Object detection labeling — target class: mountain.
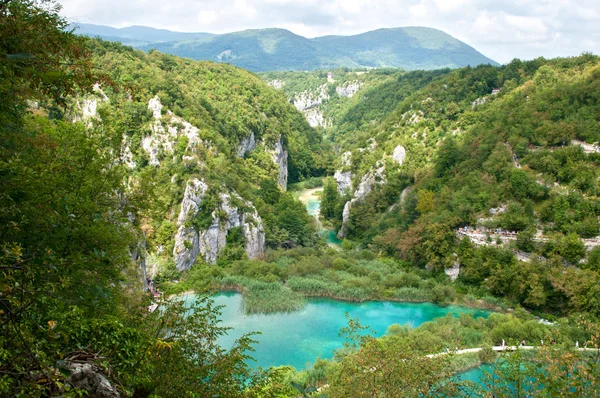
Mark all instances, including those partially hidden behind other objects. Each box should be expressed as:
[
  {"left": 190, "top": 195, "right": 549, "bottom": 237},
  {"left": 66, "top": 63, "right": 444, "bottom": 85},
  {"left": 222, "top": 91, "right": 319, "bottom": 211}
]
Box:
[
  {"left": 71, "top": 23, "right": 499, "bottom": 72},
  {"left": 69, "top": 22, "right": 214, "bottom": 46}
]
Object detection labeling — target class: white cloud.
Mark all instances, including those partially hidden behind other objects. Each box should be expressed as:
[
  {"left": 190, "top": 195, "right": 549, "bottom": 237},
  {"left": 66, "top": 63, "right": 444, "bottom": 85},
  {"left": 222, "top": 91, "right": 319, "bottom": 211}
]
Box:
[{"left": 60, "top": 0, "right": 600, "bottom": 64}]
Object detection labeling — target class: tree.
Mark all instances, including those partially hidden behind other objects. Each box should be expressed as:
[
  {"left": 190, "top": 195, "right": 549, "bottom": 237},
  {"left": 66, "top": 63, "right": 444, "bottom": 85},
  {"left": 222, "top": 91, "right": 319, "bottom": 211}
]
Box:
[
  {"left": 321, "top": 178, "right": 339, "bottom": 219},
  {"left": 416, "top": 189, "right": 435, "bottom": 214}
]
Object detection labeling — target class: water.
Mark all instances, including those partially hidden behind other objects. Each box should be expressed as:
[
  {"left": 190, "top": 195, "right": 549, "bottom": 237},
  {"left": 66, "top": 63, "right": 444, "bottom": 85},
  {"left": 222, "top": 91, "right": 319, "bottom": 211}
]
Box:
[
  {"left": 455, "top": 364, "right": 494, "bottom": 385},
  {"left": 298, "top": 188, "right": 341, "bottom": 247},
  {"left": 198, "top": 292, "right": 490, "bottom": 370}
]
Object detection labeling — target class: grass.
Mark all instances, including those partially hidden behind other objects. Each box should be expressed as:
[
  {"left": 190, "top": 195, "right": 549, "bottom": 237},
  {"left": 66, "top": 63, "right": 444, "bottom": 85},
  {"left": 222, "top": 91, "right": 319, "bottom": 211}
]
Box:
[{"left": 220, "top": 275, "right": 305, "bottom": 314}]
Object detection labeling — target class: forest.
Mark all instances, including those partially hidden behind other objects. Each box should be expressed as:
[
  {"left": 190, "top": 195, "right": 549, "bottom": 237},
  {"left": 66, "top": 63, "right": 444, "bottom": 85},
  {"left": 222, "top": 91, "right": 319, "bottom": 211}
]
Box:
[{"left": 1, "top": 1, "right": 600, "bottom": 397}]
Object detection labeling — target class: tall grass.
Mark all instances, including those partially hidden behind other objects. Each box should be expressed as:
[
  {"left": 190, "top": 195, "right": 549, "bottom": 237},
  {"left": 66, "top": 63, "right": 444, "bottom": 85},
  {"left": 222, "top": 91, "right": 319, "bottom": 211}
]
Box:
[{"left": 219, "top": 275, "right": 305, "bottom": 314}]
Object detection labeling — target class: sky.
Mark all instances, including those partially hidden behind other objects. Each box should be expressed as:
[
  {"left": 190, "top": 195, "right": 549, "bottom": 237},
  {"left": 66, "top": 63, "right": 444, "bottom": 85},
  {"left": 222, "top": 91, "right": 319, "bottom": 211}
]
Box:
[{"left": 60, "top": 0, "right": 600, "bottom": 64}]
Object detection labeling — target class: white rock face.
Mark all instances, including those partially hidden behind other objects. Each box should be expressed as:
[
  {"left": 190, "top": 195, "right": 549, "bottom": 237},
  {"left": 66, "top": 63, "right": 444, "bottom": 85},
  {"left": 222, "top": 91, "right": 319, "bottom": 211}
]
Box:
[
  {"left": 336, "top": 81, "right": 363, "bottom": 98},
  {"left": 269, "top": 136, "right": 288, "bottom": 190},
  {"left": 337, "top": 164, "right": 386, "bottom": 239},
  {"left": 392, "top": 145, "right": 407, "bottom": 165},
  {"left": 292, "top": 84, "right": 329, "bottom": 111},
  {"left": 148, "top": 95, "right": 163, "bottom": 119},
  {"left": 304, "top": 107, "right": 329, "bottom": 128},
  {"left": 341, "top": 151, "right": 352, "bottom": 167},
  {"left": 445, "top": 263, "right": 461, "bottom": 281},
  {"left": 173, "top": 179, "right": 265, "bottom": 269},
  {"left": 120, "top": 136, "right": 136, "bottom": 169},
  {"left": 75, "top": 83, "right": 110, "bottom": 121},
  {"left": 268, "top": 79, "right": 285, "bottom": 89},
  {"left": 471, "top": 97, "right": 487, "bottom": 108},
  {"left": 236, "top": 131, "right": 256, "bottom": 157},
  {"left": 142, "top": 96, "right": 201, "bottom": 166},
  {"left": 334, "top": 170, "right": 353, "bottom": 195}
]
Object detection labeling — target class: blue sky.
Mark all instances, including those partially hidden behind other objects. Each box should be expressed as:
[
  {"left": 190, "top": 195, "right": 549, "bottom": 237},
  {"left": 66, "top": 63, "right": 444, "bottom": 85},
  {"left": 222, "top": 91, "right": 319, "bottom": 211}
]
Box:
[{"left": 60, "top": 0, "right": 600, "bottom": 64}]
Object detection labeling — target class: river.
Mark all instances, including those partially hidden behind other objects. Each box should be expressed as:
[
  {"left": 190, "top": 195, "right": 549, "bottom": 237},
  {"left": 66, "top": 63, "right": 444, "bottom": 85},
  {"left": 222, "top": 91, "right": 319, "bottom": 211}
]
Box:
[
  {"left": 297, "top": 187, "right": 342, "bottom": 247},
  {"left": 191, "top": 292, "right": 489, "bottom": 370}
]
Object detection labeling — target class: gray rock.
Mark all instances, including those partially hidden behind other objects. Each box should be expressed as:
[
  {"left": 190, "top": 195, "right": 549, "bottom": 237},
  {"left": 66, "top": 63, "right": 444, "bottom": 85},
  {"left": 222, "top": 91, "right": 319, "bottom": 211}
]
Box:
[
  {"left": 67, "top": 362, "right": 119, "bottom": 398},
  {"left": 269, "top": 136, "right": 288, "bottom": 190},
  {"left": 334, "top": 170, "right": 353, "bottom": 195},
  {"left": 392, "top": 145, "right": 406, "bottom": 165},
  {"left": 337, "top": 164, "right": 386, "bottom": 239},
  {"left": 236, "top": 131, "right": 256, "bottom": 157},
  {"left": 335, "top": 81, "right": 363, "bottom": 98},
  {"left": 291, "top": 84, "right": 329, "bottom": 111},
  {"left": 173, "top": 180, "right": 265, "bottom": 269},
  {"left": 444, "top": 263, "right": 461, "bottom": 282}
]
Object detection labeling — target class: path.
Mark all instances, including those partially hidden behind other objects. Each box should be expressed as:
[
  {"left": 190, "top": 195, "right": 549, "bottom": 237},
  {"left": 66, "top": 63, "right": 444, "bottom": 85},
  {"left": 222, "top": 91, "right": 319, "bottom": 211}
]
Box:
[{"left": 426, "top": 345, "right": 599, "bottom": 358}]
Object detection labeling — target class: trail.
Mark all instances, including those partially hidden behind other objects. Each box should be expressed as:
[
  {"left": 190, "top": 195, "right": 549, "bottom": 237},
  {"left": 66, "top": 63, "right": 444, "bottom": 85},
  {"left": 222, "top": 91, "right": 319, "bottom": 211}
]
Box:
[{"left": 426, "top": 345, "right": 599, "bottom": 358}]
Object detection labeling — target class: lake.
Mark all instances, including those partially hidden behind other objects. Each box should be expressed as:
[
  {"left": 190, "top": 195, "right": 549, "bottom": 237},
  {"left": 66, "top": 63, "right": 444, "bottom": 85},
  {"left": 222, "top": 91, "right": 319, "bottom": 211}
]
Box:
[{"left": 191, "top": 292, "right": 490, "bottom": 370}]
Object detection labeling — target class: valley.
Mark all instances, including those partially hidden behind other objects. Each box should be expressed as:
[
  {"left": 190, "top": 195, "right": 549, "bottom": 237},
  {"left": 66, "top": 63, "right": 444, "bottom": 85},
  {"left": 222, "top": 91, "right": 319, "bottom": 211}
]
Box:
[{"left": 2, "top": 1, "right": 600, "bottom": 397}]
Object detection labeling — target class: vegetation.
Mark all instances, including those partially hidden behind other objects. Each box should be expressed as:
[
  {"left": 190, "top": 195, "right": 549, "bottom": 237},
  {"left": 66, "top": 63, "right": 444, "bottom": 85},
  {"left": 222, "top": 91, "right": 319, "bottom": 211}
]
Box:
[
  {"left": 3, "top": 0, "right": 600, "bottom": 396},
  {"left": 75, "top": 25, "right": 499, "bottom": 72}
]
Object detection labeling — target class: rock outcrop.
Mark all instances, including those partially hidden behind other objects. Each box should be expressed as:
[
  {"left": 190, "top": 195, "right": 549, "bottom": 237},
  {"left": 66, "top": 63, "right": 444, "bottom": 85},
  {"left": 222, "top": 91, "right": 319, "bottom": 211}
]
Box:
[
  {"left": 66, "top": 362, "right": 119, "bottom": 398},
  {"left": 269, "top": 136, "right": 288, "bottom": 190},
  {"left": 236, "top": 131, "right": 256, "bottom": 157},
  {"left": 337, "top": 163, "right": 386, "bottom": 239},
  {"left": 334, "top": 170, "right": 353, "bottom": 195},
  {"left": 392, "top": 145, "right": 406, "bottom": 165},
  {"left": 304, "top": 107, "right": 329, "bottom": 128},
  {"left": 291, "top": 84, "right": 329, "bottom": 111},
  {"left": 268, "top": 79, "right": 285, "bottom": 89},
  {"left": 142, "top": 96, "right": 201, "bottom": 166},
  {"left": 173, "top": 179, "right": 265, "bottom": 269},
  {"left": 444, "top": 262, "right": 461, "bottom": 281},
  {"left": 335, "top": 81, "right": 363, "bottom": 98},
  {"left": 74, "top": 83, "right": 109, "bottom": 122}
]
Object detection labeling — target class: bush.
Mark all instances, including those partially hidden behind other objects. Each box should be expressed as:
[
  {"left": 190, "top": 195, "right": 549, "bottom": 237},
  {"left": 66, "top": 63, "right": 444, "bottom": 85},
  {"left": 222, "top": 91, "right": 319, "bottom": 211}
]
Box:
[{"left": 478, "top": 346, "right": 497, "bottom": 363}]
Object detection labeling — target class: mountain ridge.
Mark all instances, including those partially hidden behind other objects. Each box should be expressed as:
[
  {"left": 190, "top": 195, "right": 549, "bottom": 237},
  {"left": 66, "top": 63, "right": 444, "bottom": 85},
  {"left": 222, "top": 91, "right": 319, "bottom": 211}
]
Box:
[{"left": 71, "top": 23, "right": 499, "bottom": 72}]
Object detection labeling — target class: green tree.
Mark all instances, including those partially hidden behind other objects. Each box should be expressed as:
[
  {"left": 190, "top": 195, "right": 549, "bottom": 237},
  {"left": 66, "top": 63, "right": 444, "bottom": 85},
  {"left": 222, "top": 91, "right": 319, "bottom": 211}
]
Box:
[{"left": 321, "top": 178, "right": 339, "bottom": 219}]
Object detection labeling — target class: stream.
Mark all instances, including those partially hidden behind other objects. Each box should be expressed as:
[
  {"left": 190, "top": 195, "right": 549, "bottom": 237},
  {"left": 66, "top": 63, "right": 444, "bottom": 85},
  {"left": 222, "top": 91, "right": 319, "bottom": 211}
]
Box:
[{"left": 297, "top": 187, "right": 342, "bottom": 247}]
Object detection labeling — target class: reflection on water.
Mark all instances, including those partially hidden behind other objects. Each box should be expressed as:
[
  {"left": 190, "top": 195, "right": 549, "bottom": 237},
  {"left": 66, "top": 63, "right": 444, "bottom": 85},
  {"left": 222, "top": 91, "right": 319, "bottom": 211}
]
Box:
[{"left": 191, "top": 292, "right": 490, "bottom": 370}]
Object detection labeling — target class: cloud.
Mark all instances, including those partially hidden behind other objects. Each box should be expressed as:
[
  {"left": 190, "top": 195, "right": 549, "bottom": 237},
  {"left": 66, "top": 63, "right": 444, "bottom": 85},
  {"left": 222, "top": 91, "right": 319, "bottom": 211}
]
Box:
[{"left": 60, "top": 0, "right": 600, "bottom": 63}]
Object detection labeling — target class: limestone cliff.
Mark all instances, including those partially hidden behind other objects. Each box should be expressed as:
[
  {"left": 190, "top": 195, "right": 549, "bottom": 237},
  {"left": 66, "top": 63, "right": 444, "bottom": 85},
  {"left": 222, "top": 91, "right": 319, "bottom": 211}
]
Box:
[
  {"left": 335, "top": 81, "right": 363, "bottom": 98},
  {"left": 236, "top": 131, "right": 256, "bottom": 157},
  {"left": 336, "top": 144, "right": 407, "bottom": 238},
  {"left": 142, "top": 96, "right": 202, "bottom": 166},
  {"left": 269, "top": 136, "right": 288, "bottom": 190},
  {"left": 173, "top": 179, "right": 265, "bottom": 270},
  {"left": 291, "top": 84, "right": 331, "bottom": 128}
]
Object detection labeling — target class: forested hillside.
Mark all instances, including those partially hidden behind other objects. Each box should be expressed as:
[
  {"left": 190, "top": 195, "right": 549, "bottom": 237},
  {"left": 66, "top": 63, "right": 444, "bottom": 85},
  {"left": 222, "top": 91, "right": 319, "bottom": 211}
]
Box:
[
  {"left": 309, "top": 55, "right": 600, "bottom": 315},
  {"left": 73, "top": 24, "right": 499, "bottom": 72}
]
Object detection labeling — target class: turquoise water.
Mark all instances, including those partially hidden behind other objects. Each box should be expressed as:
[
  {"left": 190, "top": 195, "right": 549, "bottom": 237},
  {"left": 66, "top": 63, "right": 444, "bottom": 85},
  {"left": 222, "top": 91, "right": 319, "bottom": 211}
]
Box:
[
  {"left": 455, "top": 364, "right": 494, "bottom": 385},
  {"left": 306, "top": 198, "right": 320, "bottom": 216},
  {"left": 201, "top": 292, "right": 489, "bottom": 370},
  {"left": 303, "top": 192, "right": 341, "bottom": 246},
  {"left": 323, "top": 229, "right": 342, "bottom": 245}
]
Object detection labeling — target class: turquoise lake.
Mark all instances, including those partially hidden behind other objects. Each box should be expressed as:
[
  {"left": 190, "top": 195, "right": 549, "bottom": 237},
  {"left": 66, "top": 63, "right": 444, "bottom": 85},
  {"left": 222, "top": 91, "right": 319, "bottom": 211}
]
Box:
[{"left": 195, "top": 292, "right": 490, "bottom": 370}]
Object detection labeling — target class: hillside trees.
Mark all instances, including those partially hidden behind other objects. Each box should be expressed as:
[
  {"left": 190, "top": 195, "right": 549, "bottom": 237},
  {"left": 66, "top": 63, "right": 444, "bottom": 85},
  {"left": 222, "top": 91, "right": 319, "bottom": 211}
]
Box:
[{"left": 0, "top": 1, "right": 266, "bottom": 395}]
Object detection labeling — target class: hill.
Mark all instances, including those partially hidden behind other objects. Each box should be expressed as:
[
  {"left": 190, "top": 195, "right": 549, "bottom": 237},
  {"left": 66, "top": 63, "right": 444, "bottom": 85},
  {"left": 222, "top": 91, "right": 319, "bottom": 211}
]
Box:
[
  {"left": 72, "top": 23, "right": 499, "bottom": 72},
  {"left": 69, "top": 22, "right": 214, "bottom": 46}
]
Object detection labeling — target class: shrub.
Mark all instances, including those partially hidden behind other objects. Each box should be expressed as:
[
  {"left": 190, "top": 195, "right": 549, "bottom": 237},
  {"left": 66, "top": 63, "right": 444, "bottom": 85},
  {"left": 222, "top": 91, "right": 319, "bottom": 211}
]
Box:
[{"left": 478, "top": 346, "right": 497, "bottom": 363}]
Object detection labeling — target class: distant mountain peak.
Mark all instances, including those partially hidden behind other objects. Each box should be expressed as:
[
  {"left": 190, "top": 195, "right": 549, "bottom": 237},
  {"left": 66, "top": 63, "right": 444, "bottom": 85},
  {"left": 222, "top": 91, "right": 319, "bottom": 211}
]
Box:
[{"left": 72, "top": 23, "right": 498, "bottom": 72}]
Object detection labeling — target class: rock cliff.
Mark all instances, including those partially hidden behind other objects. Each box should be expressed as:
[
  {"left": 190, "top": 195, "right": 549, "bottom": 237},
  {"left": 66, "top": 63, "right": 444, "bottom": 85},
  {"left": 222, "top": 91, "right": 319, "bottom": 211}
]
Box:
[
  {"left": 269, "top": 136, "right": 288, "bottom": 190},
  {"left": 173, "top": 179, "right": 265, "bottom": 270},
  {"left": 236, "top": 131, "right": 256, "bottom": 157},
  {"left": 335, "top": 81, "right": 363, "bottom": 98},
  {"left": 142, "top": 96, "right": 201, "bottom": 166}
]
